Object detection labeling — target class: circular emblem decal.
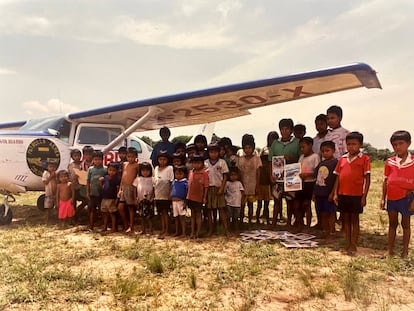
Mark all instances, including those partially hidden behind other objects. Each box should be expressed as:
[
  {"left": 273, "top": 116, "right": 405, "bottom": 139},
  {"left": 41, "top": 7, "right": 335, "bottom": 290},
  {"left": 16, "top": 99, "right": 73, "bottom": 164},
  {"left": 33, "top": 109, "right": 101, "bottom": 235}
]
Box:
[{"left": 26, "top": 138, "right": 61, "bottom": 176}]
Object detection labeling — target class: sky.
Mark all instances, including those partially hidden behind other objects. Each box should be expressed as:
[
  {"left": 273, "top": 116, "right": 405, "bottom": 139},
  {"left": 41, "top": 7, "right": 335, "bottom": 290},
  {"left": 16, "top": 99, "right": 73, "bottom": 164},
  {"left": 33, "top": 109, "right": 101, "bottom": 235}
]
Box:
[{"left": 0, "top": 0, "right": 413, "bottom": 149}]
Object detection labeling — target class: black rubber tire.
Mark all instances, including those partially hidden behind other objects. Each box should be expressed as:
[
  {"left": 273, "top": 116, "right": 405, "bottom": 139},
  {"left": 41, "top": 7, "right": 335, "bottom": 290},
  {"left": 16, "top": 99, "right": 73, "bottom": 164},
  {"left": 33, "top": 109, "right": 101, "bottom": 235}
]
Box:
[
  {"left": 0, "top": 204, "right": 13, "bottom": 225},
  {"left": 37, "top": 194, "right": 46, "bottom": 211}
]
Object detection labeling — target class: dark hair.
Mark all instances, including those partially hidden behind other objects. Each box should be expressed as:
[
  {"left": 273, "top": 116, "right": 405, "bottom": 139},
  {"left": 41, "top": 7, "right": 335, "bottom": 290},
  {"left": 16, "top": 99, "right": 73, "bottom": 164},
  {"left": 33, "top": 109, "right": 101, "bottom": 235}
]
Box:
[
  {"left": 346, "top": 131, "right": 364, "bottom": 144},
  {"left": 327, "top": 105, "right": 343, "bottom": 118},
  {"left": 159, "top": 126, "right": 171, "bottom": 136},
  {"left": 242, "top": 134, "right": 255, "bottom": 149},
  {"left": 278, "top": 118, "right": 294, "bottom": 130},
  {"left": 228, "top": 166, "right": 240, "bottom": 178},
  {"left": 57, "top": 169, "right": 69, "bottom": 179},
  {"left": 174, "top": 141, "right": 187, "bottom": 152},
  {"left": 172, "top": 152, "right": 186, "bottom": 166},
  {"left": 70, "top": 149, "right": 81, "bottom": 157},
  {"left": 107, "top": 162, "right": 119, "bottom": 170},
  {"left": 390, "top": 130, "right": 411, "bottom": 144},
  {"left": 299, "top": 136, "right": 313, "bottom": 145},
  {"left": 294, "top": 124, "right": 306, "bottom": 133},
  {"left": 47, "top": 159, "right": 58, "bottom": 166},
  {"left": 82, "top": 145, "right": 94, "bottom": 155},
  {"left": 194, "top": 134, "right": 207, "bottom": 146},
  {"left": 218, "top": 137, "right": 233, "bottom": 148},
  {"left": 139, "top": 162, "right": 153, "bottom": 176},
  {"left": 186, "top": 143, "right": 196, "bottom": 151},
  {"left": 190, "top": 154, "right": 204, "bottom": 162},
  {"left": 207, "top": 143, "right": 220, "bottom": 151},
  {"left": 118, "top": 146, "right": 127, "bottom": 153},
  {"left": 267, "top": 131, "right": 279, "bottom": 147},
  {"left": 315, "top": 114, "right": 327, "bottom": 122},
  {"left": 174, "top": 165, "right": 188, "bottom": 177},
  {"left": 92, "top": 151, "right": 104, "bottom": 159},
  {"left": 320, "top": 140, "right": 335, "bottom": 151},
  {"left": 127, "top": 147, "right": 138, "bottom": 156},
  {"left": 157, "top": 150, "right": 170, "bottom": 161}
]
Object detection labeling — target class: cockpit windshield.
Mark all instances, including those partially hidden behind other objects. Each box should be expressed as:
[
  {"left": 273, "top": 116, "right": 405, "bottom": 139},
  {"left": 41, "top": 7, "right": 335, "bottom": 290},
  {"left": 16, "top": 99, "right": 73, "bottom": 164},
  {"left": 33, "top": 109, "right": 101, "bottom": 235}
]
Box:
[{"left": 19, "top": 116, "right": 71, "bottom": 142}]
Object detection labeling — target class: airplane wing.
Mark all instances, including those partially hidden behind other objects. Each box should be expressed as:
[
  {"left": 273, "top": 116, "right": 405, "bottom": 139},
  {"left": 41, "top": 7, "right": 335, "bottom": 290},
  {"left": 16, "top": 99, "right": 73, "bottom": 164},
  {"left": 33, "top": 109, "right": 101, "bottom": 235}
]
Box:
[{"left": 67, "top": 62, "right": 381, "bottom": 131}]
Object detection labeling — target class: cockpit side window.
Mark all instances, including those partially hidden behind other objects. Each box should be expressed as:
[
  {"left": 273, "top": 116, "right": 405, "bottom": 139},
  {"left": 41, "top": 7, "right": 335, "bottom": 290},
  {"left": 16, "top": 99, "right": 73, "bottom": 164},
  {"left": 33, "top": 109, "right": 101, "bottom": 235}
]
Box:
[{"left": 77, "top": 126, "right": 122, "bottom": 146}]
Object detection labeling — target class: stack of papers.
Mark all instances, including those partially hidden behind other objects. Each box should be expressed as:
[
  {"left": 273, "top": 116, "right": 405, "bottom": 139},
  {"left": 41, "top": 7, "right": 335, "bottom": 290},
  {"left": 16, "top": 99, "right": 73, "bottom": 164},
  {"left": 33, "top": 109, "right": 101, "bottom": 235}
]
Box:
[{"left": 239, "top": 230, "right": 318, "bottom": 248}]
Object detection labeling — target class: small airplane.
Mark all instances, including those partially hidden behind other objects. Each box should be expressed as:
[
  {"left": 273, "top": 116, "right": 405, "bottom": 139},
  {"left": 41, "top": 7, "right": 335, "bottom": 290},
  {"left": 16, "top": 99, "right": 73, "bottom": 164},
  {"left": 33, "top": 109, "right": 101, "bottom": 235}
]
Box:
[{"left": 0, "top": 62, "right": 381, "bottom": 224}]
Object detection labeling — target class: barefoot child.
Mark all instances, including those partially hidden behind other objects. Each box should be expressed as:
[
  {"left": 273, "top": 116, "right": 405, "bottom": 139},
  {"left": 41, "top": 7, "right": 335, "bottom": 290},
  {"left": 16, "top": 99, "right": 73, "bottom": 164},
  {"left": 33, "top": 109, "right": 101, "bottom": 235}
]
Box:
[
  {"left": 86, "top": 151, "right": 106, "bottom": 231},
  {"left": 187, "top": 155, "right": 209, "bottom": 238},
  {"left": 118, "top": 147, "right": 139, "bottom": 233},
  {"left": 333, "top": 132, "right": 371, "bottom": 255},
  {"left": 296, "top": 137, "right": 320, "bottom": 232},
  {"left": 205, "top": 143, "right": 229, "bottom": 236},
  {"left": 225, "top": 166, "right": 245, "bottom": 233},
  {"left": 171, "top": 165, "right": 188, "bottom": 237},
  {"left": 134, "top": 162, "right": 155, "bottom": 235},
  {"left": 236, "top": 134, "right": 262, "bottom": 226},
  {"left": 42, "top": 160, "right": 58, "bottom": 224},
  {"left": 100, "top": 163, "right": 121, "bottom": 233},
  {"left": 153, "top": 150, "right": 174, "bottom": 239},
  {"left": 257, "top": 131, "right": 278, "bottom": 225},
  {"left": 67, "top": 149, "right": 86, "bottom": 216},
  {"left": 380, "top": 130, "right": 414, "bottom": 258},
  {"left": 56, "top": 170, "right": 75, "bottom": 227},
  {"left": 313, "top": 141, "right": 338, "bottom": 238}
]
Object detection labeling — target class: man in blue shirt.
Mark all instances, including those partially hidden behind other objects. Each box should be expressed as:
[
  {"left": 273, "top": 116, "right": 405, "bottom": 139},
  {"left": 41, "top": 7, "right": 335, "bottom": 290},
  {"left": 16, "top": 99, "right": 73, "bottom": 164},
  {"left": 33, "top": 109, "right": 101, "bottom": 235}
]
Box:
[{"left": 150, "top": 127, "right": 176, "bottom": 167}]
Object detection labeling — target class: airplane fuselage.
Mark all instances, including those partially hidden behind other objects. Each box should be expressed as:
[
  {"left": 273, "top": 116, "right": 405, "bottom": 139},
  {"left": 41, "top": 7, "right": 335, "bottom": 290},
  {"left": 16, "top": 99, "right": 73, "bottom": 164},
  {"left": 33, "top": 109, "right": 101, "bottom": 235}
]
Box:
[{"left": 0, "top": 116, "right": 152, "bottom": 194}]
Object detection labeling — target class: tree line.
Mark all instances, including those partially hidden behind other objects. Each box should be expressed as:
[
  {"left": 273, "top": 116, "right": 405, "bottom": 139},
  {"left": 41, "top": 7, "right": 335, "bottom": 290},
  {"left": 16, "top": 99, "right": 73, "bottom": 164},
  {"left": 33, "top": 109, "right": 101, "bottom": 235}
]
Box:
[{"left": 140, "top": 135, "right": 410, "bottom": 162}]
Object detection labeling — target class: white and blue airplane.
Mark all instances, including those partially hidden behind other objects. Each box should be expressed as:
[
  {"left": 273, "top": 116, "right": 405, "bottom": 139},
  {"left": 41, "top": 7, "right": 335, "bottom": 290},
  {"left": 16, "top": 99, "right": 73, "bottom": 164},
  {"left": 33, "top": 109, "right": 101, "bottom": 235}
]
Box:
[{"left": 0, "top": 63, "right": 381, "bottom": 224}]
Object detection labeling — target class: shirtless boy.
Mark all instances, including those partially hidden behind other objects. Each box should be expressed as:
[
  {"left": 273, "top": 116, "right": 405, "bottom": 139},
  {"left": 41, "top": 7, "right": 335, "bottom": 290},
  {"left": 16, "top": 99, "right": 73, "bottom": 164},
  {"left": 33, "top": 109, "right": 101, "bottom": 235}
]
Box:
[{"left": 118, "top": 147, "right": 139, "bottom": 232}]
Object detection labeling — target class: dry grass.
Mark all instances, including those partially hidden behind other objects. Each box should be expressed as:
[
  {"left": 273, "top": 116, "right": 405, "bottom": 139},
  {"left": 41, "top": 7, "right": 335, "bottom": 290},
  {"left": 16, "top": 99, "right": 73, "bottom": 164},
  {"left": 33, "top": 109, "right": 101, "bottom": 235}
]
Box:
[{"left": 1, "top": 164, "right": 414, "bottom": 310}]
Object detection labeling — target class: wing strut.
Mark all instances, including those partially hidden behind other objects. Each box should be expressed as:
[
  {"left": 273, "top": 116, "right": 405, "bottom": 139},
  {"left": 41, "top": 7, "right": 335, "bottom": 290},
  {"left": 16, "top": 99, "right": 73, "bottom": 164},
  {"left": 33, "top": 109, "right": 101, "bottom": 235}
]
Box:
[{"left": 102, "top": 106, "right": 162, "bottom": 153}]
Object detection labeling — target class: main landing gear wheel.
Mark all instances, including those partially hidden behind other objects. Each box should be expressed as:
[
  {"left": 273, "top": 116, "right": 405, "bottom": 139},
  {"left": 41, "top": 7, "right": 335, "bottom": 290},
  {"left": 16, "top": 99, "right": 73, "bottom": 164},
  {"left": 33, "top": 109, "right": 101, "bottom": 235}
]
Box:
[{"left": 37, "top": 194, "right": 45, "bottom": 211}]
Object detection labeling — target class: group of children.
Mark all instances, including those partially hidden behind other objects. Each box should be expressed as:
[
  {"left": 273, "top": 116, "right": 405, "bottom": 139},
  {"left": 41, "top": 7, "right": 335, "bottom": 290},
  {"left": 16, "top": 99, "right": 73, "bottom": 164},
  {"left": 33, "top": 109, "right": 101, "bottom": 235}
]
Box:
[{"left": 42, "top": 106, "right": 414, "bottom": 257}]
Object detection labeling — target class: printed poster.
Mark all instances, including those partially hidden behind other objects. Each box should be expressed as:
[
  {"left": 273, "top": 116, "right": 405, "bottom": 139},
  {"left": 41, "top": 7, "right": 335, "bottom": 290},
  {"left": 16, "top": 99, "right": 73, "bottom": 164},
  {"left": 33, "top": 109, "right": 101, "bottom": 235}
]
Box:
[
  {"left": 271, "top": 156, "right": 285, "bottom": 182},
  {"left": 284, "top": 163, "right": 302, "bottom": 191},
  {"left": 73, "top": 168, "right": 87, "bottom": 185}
]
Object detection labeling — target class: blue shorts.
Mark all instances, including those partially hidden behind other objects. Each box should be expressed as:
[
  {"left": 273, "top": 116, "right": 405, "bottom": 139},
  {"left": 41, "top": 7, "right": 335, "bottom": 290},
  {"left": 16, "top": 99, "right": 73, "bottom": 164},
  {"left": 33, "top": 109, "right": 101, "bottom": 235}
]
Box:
[
  {"left": 387, "top": 197, "right": 414, "bottom": 217},
  {"left": 315, "top": 196, "right": 336, "bottom": 213}
]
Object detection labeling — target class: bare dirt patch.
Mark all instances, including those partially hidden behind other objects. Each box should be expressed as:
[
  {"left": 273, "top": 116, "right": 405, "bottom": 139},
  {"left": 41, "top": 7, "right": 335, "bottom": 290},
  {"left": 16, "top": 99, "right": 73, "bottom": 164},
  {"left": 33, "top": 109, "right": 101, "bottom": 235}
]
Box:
[{"left": 1, "top": 166, "right": 414, "bottom": 310}]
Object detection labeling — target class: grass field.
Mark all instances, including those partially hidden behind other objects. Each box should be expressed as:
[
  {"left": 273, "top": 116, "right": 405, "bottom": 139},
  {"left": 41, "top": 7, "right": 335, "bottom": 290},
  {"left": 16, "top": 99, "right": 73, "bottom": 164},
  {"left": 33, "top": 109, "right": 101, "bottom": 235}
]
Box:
[{"left": 1, "top": 163, "right": 414, "bottom": 310}]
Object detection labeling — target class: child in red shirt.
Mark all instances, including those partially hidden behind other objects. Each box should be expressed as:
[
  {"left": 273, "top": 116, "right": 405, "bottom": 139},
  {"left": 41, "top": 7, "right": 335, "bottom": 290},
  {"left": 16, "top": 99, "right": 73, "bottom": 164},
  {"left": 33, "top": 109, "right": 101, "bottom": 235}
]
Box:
[
  {"left": 187, "top": 155, "right": 208, "bottom": 239},
  {"left": 333, "top": 132, "right": 371, "bottom": 255},
  {"left": 380, "top": 130, "right": 414, "bottom": 258}
]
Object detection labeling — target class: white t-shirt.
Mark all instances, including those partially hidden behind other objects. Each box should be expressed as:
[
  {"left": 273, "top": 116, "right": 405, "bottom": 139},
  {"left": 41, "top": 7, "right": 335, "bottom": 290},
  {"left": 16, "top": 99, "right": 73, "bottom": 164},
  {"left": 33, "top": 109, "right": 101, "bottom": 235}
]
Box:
[
  {"left": 325, "top": 126, "right": 350, "bottom": 159},
  {"left": 298, "top": 153, "right": 320, "bottom": 182},
  {"left": 225, "top": 180, "right": 244, "bottom": 207},
  {"left": 133, "top": 176, "right": 154, "bottom": 201},
  {"left": 42, "top": 171, "right": 55, "bottom": 196},
  {"left": 153, "top": 165, "right": 174, "bottom": 200},
  {"left": 205, "top": 158, "right": 229, "bottom": 187}
]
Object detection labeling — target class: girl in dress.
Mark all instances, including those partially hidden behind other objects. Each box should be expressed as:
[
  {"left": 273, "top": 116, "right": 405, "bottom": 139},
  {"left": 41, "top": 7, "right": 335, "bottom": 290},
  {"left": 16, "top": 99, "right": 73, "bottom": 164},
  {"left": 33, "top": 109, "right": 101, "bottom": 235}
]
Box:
[{"left": 134, "top": 162, "right": 155, "bottom": 235}]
